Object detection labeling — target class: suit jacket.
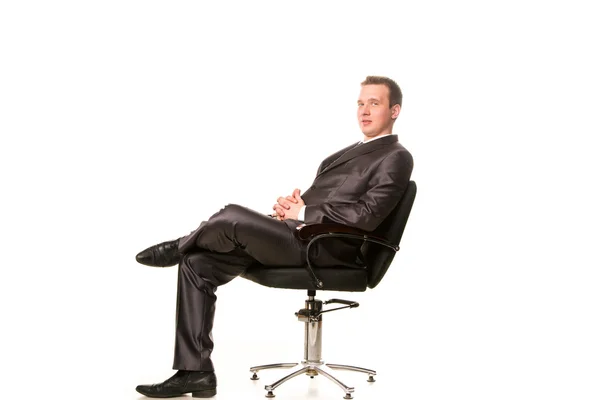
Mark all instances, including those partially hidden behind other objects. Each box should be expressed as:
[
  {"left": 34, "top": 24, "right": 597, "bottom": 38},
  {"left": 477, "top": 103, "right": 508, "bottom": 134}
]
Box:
[{"left": 302, "top": 134, "right": 413, "bottom": 232}]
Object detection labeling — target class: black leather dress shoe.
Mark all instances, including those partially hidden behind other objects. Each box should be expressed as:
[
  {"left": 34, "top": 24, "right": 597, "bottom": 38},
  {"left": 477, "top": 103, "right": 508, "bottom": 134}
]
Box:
[
  {"left": 136, "top": 370, "right": 217, "bottom": 398},
  {"left": 136, "top": 239, "right": 181, "bottom": 267}
]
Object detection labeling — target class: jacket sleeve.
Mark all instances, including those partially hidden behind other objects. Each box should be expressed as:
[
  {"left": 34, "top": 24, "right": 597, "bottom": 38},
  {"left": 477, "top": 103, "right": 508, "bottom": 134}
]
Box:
[{"left": 303, "top": 151, "right": 413, "bottom": 232}]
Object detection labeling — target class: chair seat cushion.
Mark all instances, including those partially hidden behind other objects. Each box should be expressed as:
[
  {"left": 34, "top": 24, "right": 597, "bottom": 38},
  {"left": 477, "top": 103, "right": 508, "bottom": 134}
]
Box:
[{"left": 242, "top": 266, "right": 368, "bottom": 292}]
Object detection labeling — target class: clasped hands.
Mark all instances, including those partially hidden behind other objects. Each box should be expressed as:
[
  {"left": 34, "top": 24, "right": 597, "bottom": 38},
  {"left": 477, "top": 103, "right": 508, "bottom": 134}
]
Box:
[{"left": 272, "top": 188, "right": 305, "bottom": 221}]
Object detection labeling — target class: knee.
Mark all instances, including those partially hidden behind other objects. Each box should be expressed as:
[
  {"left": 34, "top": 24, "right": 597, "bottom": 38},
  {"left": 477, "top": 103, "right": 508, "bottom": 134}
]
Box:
[
  {"left": 179, "top": 253, "right": 194, "bottom": 280},
  {"left": 220, "top": 203, "right": 246, "bottom": 217},
  {"left": 200, "top": 204, "right": 259, "bottom": 249},
  {"left": 209, "top": 204, "right": 247, "bottom": 227},
  {"left": 179, "top": 253, "right": 217, "bottom": 293},
  {"left": 180, "top": 253, "right": 196, "bottom": 272}
]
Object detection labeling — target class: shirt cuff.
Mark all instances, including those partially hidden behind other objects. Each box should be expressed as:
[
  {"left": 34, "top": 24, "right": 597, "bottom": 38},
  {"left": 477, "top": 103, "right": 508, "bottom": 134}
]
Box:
[{"left": 298, "top": 206, "right": 306, "bottom": 222}]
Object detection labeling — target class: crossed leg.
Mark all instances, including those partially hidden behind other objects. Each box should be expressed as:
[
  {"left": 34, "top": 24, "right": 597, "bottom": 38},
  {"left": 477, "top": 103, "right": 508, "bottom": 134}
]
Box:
[{"left": 172, "top": 204, "right": 306, "bottom": 371}]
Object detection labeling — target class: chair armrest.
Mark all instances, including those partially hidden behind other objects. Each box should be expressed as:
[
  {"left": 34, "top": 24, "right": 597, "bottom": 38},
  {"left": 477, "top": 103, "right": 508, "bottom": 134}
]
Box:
[
  {"left": 296, "top": 223, "right": 399, "bottom": 289},
  {"left": 295, "top": 223, "right": 385, "bottom": 241}
]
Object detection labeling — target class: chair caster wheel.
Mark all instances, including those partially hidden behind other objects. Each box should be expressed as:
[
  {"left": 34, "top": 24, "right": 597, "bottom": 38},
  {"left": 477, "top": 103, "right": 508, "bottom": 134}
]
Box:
[
  {"left": 266, "top": 390, "right": 275, "bottom": 398},
  {"left": 343, "top": 393, "right": 353, "bottom": 399},
  {"left": 367, "top": 374, "right": 375, "bottom": 382},
  {"left": 251, "top": 373, "right": 259, "bottom": 380},
  {"left": 310, "top": 376, "right": 314, "bottom": 379}
]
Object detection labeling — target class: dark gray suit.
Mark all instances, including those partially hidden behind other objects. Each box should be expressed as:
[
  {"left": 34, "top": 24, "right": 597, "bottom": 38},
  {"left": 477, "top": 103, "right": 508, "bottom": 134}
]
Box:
[{"left": 172, "top": 134, "right": 413, "bottom": 371}]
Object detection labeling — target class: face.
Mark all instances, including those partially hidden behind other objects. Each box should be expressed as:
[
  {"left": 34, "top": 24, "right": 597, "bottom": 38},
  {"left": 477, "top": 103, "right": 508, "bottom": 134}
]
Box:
[{"left": 357, "top": 84, "right": 400, "bottom": 139}]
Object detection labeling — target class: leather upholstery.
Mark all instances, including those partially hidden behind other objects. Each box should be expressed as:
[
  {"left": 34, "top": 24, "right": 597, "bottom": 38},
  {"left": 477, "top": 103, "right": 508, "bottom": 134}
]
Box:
[
  {"left": 242, "top": 266, "right": 368, "bottom": 292},
  {"left": 365, "top": 180, "right": 417, "bottom": 288}
]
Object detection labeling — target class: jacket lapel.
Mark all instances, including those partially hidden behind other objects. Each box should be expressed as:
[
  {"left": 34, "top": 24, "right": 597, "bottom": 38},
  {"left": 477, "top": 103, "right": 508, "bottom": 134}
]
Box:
[{"left": 317, "top": 135, "right": 398, "bottom": 177}]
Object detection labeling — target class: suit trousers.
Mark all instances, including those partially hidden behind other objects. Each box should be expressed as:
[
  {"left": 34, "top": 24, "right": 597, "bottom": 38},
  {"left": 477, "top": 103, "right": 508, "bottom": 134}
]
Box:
[{"left": 172, "top": 204, "right": 306, "bottom": 371}]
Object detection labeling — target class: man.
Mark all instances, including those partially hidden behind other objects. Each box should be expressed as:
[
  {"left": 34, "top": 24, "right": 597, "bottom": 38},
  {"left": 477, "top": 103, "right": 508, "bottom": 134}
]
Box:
[{"left": 135, "top": 76, "right": 413, "bottom": 398}]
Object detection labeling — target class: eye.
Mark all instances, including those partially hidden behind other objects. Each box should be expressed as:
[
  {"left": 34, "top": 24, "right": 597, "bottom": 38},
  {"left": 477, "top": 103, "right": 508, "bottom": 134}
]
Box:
[{"left": 371, "top": 102, "right": 379, "bottom": 106}]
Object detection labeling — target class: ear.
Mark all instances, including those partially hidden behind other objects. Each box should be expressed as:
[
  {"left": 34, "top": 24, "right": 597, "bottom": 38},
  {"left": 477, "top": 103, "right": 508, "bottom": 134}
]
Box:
[{"left": 391, "top": 104, "right": 401, "bottom": 120}]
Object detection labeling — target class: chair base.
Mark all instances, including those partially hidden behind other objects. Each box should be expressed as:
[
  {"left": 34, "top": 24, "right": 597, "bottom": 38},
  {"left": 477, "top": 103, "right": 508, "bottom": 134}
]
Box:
[
  {"left": 250, "top": 360, "right": 376, "bottom": 399},
  {"left": 249, "top": 291, "right": 376, "bottom": 398}
]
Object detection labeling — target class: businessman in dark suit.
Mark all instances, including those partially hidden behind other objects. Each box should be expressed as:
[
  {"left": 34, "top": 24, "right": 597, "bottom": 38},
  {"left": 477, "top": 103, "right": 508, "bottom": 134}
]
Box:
[{"left": 134, "top": 76, "right": 413, "bottom": 398}]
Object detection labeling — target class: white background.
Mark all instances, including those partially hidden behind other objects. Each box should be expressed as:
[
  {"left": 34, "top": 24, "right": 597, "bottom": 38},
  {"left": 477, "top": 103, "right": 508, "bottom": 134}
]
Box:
[{"left": 1, "top": 1, "right": 599, "bottom": 399}]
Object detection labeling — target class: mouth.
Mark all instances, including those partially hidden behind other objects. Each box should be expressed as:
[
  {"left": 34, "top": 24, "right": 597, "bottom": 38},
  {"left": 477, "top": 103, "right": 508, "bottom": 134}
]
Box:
[{"left": 361, "top": 120, "right": 372, "bottom": 125}]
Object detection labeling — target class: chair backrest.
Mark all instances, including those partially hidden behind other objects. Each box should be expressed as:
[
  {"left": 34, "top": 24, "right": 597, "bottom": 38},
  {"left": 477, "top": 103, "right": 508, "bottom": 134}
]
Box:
[{"left": 361, "top": 180, "right": 417, "bottom": 288}]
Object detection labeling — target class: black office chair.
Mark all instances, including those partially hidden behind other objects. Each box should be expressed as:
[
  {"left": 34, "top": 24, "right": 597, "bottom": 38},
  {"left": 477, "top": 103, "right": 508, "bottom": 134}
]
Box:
[{"left": 242, "top": 181, "right": 417, "bottom": 399}]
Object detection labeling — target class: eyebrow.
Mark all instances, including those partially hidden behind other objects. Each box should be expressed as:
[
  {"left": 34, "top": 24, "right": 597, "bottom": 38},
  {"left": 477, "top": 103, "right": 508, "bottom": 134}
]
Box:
[{"left": 357, "top": 97, "right": 382, "bottom": 103}]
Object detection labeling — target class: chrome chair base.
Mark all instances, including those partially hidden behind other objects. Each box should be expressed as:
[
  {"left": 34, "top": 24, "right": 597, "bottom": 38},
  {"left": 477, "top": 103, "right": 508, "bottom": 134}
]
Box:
[
  {"left": 249, "top": 292, "right": 376, "bottom": 398},
  {"left": 250, "top": 360, "right": 376, "bottom": 399}
]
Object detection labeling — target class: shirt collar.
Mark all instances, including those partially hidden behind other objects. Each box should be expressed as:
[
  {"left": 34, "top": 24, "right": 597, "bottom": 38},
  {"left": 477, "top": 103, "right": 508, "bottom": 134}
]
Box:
[{"left": 361, "top": 133, "right": 392, "bottom": 144}]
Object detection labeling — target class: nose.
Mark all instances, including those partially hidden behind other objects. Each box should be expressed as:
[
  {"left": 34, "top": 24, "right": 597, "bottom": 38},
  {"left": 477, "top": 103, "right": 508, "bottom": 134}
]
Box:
[{"left": 361, "top": 104, "right": 370, "bottom": 115}]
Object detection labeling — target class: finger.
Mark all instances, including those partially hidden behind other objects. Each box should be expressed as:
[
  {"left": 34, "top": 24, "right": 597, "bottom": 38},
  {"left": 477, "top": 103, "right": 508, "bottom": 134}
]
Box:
[
  {"left": 273, "top": 205, "right": 285, "bottom": 217},
  {"left": 286, "top": 195, "right": 297, "bottom": 204},
  {"left": 277, "top": 197, "right": 291, "bottom": 209},
  {"left": 293, "top": 189, "right": 302, "bottom": 201}
]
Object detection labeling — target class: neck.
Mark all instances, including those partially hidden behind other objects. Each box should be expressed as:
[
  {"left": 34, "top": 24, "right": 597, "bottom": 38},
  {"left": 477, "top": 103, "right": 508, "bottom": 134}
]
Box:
[{"left": 363, "top": 133, "right": 392, "bottom": 143}]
